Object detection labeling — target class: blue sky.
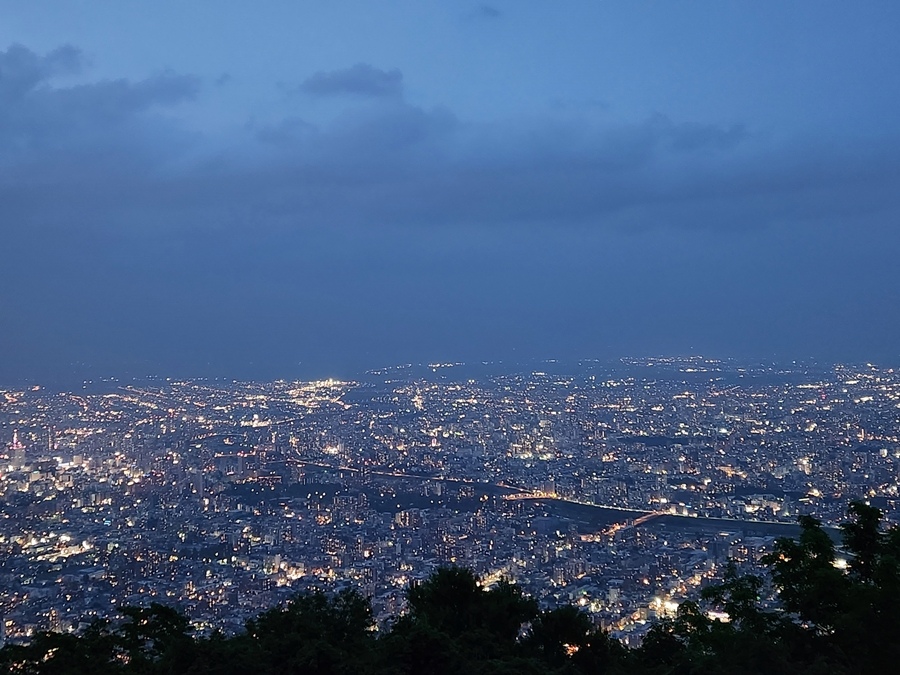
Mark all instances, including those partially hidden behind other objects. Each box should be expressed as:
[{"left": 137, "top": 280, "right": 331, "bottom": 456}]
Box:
[{"left": 1, "top": 1, "right": 899, "bottom": 383}]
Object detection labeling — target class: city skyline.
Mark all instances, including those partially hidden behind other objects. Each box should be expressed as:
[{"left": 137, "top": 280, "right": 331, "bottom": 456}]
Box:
[
  {"left": 2, "top": 355, "right": 896, "bottom": 640},
  {"left": 2, "top": 1, "right": 900, "bottom": 383},
  {"left": 3, "top": 5, "right": 900, "bottom": 663}
]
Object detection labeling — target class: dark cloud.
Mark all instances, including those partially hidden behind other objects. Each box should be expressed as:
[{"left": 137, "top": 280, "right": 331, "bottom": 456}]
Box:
[
  {"left": 3, "top": 50, "right": 897, "bottom": 241},
  {"left": 3, "top": 44, "right": 900, "bottom": 380},
  {"left": 0, "top": 44, "right": 199, "bottom": 172},
  {"left": 3, "top": 44, "right": 898, "bottom": 246},
  {"left": 299, "top": 63, "right": 403, "bottom": 98},
  {"left": 231, "top": 107, "right": 896, "bottom": 239},
  {"left": 0, "top": 43, "right": 82, "bottom": 97},
  {"left": 475, "top": 5, "right": 501, "bottom": 19}
]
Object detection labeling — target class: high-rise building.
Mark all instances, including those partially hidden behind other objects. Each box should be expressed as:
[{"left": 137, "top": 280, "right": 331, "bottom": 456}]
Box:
[{"left": 8, "top": 429, "right": 26, "bottom": 469}]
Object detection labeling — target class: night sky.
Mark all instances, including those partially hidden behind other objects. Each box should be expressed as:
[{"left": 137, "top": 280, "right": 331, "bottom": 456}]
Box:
[{"left": 2, "top": 1, "right": 899, "bottom": 383}]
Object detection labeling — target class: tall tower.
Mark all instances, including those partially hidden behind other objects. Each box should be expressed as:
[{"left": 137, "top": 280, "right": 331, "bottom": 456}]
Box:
[
  {"left": 10, "top": 429, "right": 23, "bottom": 451},
  {"left": 9, "top": 430, "right": 26, "bottom": 469}
]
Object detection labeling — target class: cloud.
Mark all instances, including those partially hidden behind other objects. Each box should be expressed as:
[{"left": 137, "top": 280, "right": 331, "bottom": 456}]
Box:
[
  {"left": 473, "top": 5, "right": 501, "bottom": 19},
  {"left": 241, "top": 107, "right": 888, "bottom": 235},
  {"left": 2, "top": 45, "right": 899, "bottom": 247},
  {"left": 299, "top": 63, "right": 403, "bottom": 98},
  {"left": 0, "top": 43, "right": 82, "bottom": 97},
  {"left": 0, "top": 44, "right": 199, "bottom": 171},
  {"left": 3, "top": 45, "right": 900, "bottom": 379}
]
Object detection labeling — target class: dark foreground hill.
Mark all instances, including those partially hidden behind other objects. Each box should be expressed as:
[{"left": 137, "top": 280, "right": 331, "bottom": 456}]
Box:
[{"left": 3, "top": 502, "right": 899, "bottom": 675}]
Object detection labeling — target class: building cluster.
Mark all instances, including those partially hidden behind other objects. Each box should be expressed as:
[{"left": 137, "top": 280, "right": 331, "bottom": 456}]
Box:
[{"left": 1, "top": 357, "right": 896, "bottom": 644}]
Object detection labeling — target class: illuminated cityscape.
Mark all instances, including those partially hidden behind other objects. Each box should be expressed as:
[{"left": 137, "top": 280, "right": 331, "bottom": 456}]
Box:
[
  {"left": 2, "top": 3, "right": 899, "bottom": 672},
  {"left": 2, "top": 356, "right": 896, "bottom": 645}
]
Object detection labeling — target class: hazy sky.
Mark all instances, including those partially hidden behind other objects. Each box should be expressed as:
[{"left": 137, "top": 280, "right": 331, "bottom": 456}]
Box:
[{"left": 2, "top": 1, "right": 899, "bottom": 383}]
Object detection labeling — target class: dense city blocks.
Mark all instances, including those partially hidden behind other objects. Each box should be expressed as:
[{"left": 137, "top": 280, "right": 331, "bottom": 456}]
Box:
[{"left": 1, "top": 357, "right": 897, "bottom": 644}]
